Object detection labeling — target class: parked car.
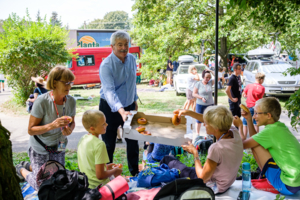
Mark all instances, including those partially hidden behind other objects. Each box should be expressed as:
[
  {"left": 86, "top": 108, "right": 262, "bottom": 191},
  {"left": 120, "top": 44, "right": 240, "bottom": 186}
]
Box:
[
  {"left": 173, "top": 55, "right": 213, "bottom": 96},
  {"left": 243, "top": 49, "right": 300, "bottom": 96}
]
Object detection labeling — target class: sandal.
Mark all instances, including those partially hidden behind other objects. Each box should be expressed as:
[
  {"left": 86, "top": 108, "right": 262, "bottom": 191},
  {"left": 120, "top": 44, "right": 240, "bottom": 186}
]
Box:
[
  {"left": 20, "top": 161, "right": 31, "bottom": 171},
  {"left": 15, "top": 164, "right": 25, "bottom": 182}
]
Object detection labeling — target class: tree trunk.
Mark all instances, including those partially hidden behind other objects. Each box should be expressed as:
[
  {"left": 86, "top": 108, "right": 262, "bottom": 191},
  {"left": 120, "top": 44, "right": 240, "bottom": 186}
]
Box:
[
  {"left": 0, "top": 121, "right": 23, "bottom": 200},
  {"left": 218, "top": 6, "right": 228, "bottom": 69}
]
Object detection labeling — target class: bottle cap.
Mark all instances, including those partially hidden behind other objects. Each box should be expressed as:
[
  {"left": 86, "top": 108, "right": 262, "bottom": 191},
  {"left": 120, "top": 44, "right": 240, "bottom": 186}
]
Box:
[{"left": 242, "top": 162, "right": 250, "bottom": 170}]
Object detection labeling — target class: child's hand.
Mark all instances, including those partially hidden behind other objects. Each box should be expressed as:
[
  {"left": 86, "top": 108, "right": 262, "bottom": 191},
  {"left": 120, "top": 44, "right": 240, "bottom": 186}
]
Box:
[
  {"left": 233, "top": 116, "right": 243, "bottom": 127},
  {"left": 106, "top": 163, "right": 115, "bottom": 170},
  {"left": 114, "top": 168, "right": 123, "bottom": 177}
]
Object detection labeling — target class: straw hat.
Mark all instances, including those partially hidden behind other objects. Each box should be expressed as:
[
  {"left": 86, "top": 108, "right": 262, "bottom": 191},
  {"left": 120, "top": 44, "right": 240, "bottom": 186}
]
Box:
[{"left": 31, "top": 76, "right": 46, "bottom": 86}]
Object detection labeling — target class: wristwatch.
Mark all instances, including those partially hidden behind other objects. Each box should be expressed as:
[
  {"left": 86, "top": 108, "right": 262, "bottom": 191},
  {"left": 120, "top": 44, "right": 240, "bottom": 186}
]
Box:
[{"left": 194, "top": 156, "right": 200, "bottom": 162}]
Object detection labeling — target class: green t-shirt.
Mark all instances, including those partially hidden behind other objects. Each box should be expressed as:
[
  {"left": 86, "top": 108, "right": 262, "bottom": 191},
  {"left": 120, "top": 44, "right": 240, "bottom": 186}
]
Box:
[
  {"left": 252, "top": 121, "right": 300, "bottom": 187},
  {"left": 77, "top": 134, "right": 110, "bottom": 189}
]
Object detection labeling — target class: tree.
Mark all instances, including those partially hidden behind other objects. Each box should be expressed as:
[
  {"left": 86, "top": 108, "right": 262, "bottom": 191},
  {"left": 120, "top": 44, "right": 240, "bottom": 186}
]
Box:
[
  {"left": 131, "top": 0, "right": 269, "bottom": 79},
  {"left": 79, "top": 11, "right": 130, "bottom": 29},
  {"left": 0, "top": 121, "right": 22, "bottom": 200},
  {"left": 0, "top": 12, "right": 74, "bottom": 104},
  {"left": 230, "top": 0, "right": 300, "bottom": 32},
  {"left": 36, "top": 10, "right": 41, "bottom": 22},
  {"left": 51, "top": 11, "right": 62, "bottom": 27}
]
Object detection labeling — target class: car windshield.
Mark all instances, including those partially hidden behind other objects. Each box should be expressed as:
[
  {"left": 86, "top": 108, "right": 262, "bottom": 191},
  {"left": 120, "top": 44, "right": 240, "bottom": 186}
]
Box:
[
  {"left": 262, "top": 64, "right": 291, "bottom": 73},
  {"left": 178, "top": 65, "right": 206, "bottom": 74}
]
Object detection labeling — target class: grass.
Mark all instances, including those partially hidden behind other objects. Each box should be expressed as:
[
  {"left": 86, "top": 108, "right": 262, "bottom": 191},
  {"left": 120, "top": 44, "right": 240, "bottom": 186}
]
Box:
[
  {"left": 0, "top": 83, "right": 290, "bottom": 116},
  {"left": 13, "top": 147, "right": 258, "bottom": 177}
]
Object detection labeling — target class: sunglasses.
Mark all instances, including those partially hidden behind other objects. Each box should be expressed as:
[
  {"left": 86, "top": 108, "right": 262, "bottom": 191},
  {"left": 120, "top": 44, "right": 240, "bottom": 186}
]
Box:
[{"left": 58, "top": 80, "right": 74, "bottom": 86}]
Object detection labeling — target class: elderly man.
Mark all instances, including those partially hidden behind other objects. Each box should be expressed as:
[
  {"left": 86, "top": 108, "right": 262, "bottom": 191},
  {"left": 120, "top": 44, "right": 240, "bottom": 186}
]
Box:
[{"left": 99, "top": 31, "right": 139, "bottom": 176}]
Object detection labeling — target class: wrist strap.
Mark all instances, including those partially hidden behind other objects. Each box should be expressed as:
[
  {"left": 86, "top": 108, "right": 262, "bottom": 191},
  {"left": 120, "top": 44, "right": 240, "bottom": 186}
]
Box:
[{"left": 194, "top": 156, "right": 200, "bottom": 162}]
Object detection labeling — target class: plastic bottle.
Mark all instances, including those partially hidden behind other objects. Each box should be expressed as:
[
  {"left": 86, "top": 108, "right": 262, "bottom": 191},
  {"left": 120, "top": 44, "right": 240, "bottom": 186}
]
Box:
[{"left": 242, "top": 162, "right": 251, "bottom": 193}]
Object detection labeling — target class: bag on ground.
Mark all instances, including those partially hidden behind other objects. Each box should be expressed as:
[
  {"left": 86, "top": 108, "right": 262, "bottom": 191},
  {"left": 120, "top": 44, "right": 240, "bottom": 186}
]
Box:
[{"left": 154, "top": 178, "right": 215, "bottom": 200}]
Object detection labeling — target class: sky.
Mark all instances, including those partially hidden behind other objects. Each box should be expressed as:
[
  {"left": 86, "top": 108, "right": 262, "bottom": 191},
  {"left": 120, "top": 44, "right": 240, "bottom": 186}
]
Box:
[{"left": 0, "top": 0, "right": 135, "bottom": 29}]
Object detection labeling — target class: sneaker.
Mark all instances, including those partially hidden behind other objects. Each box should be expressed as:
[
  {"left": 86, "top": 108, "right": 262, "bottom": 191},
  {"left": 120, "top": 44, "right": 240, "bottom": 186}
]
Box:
[
  {"left": 20, "top": 161, "right": 31, "bottom": 171},
  {"left": 15, "top": 164, "right": 25, "bottom": 182},
  {"left": 116, "top": 138, "right": 123, "bottom": 143}
]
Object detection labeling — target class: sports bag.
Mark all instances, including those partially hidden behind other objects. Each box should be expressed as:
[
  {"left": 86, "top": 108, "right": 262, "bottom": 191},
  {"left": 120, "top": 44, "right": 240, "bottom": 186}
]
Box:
[
  {"left": 193, "top": 136, "right": 213, "bottom": 154},
  {"left": 154, "top": 178, "right": 215, "bottom": 200}
]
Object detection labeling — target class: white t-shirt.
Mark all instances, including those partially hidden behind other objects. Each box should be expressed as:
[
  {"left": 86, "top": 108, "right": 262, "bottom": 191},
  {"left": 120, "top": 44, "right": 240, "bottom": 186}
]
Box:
[
  {"left": 187, "top": 74, "right": 198, "bottom": 91},
  {"left": 218, "top": 72, "right": 222, "bottom": 79},
  {"left": 0, "top": 74, "right": 4, "bottom": 80}
]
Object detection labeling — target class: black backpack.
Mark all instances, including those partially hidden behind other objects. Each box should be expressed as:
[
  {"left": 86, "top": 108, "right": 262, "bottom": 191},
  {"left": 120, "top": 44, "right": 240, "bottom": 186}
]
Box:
[
  {"left": 154, "top": 178, "right": 215, "bottom": 200},
  {"left": 38, "top": 169, "right": 101, "bottom": 200}
]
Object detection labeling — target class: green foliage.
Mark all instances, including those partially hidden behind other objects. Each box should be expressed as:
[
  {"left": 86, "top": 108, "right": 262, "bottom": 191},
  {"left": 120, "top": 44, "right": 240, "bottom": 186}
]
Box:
[
  {"left": 131, "top": 0, "right": 269, "bottom": 79},
  {"left": 50, "top": 11, "right": 62, "bottom": 27},
  {"left": 79, "top": 11, "right": 130, "bottom": 29},
  {"left": 0, "top": 10, "right": 75, "bottom": 105},
  {"left": 229, "top": 0, "right": 300, "bottom": 32},
  {"left": 275, "top": 194, "right": 286, "bottom": 200},
  {"left": 237, "top": 152, "right": 259, "bottom": 177}
]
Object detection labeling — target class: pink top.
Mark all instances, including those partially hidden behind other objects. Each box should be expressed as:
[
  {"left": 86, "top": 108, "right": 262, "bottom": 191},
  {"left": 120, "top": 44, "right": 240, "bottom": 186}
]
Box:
[
  {"left": 244, "top": 83, "right": 265, "bottom": 108},
  {"left": 207, "top": 126, "right": 244, "bottom": 193}
]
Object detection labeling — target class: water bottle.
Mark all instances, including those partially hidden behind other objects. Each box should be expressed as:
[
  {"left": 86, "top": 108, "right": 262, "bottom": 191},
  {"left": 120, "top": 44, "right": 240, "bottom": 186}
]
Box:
[{"left": 242, "top": 162, "right": 251, "bottom": 193}]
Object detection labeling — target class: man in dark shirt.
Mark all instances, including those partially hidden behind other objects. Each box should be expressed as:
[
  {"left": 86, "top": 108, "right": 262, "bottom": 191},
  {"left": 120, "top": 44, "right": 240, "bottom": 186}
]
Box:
[
  {"left": 166, "top": 56, "right": 173, "bottom": 84},
  {"left": 225, "top": 63, "right": 242, "bottom": 117}
]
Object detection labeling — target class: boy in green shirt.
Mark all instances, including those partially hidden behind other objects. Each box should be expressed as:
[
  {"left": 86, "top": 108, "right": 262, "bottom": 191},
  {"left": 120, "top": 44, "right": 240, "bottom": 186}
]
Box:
[
  {"left": 77, "top": 110, "right": 123, "bottom": 189},
  {"left": 242, "top": 97, "right": 300, "bottom": 195}
]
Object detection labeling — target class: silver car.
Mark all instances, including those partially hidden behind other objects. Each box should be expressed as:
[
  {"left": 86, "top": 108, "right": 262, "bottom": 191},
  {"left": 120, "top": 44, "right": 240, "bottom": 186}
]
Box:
[{"left": 243, "top": 60, "right": 300, "bottom": 96}]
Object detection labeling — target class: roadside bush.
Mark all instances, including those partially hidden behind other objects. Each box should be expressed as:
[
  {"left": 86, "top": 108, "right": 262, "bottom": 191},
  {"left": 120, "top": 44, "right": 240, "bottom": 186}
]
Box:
[{"left": 0, "top": 10, "right": 75, "bottom": 105}]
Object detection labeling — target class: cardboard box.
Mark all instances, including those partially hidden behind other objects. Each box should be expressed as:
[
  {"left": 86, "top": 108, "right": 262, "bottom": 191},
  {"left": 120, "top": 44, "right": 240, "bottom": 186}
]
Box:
[{"left": 123, "top": 111, "right": 192, "bottom": 146}]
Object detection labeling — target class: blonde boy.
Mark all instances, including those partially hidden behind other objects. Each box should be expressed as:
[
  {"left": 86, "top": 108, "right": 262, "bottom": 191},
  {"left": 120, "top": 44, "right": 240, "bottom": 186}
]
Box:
[
  {"left": 242, "top": 97, "right": 300, "bottom": 195},
  {"left": 77, "top": 110, "right": 122, "bottom": 189}
]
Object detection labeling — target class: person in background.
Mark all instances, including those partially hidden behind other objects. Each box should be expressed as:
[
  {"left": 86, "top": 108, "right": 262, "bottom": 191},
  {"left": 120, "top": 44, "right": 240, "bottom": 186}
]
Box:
[
  {"left": 172, "top": 60, "right": 179, "bottom": 72},
  {"left": 217, "top": 68, "right": 225, "bottom": 88},
  {"left": 27, "top": 77, "right": 48, "bottom": 103},
  {"left": 193, "top": 69, "right": 215, "bottom": 135},
  {"left": 0, "top": 73, "right": 4, "bottom": 93},
  {"left": 242, "top": 73, "right": 265, "bottom": 138},
  {"left": 225, "top": 63, "right": 242, "bottom": 118},
  {"left": 99, "top": 31, "right": 139, "bottom": 176},
  {"left": 183, "top": 65, "right": 200, "bottom": 111},
  {"left": 241, "top": 63, "right": 246, "bottom": 76},
  {"left": 166, "top": 56, "right": 173, "bottom": 85}
]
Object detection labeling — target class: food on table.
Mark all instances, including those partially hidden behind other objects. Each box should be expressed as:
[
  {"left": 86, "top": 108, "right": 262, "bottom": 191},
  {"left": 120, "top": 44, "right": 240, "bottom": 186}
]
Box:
[
  {"left": 172, "top": 114, "right": 181, "bottom": 126},
  {"left": 239, "top": 104, "right": 250, "bottom": 113},
  {"left": 137, "top": 118, "right": 147, "bottom": 125},
  {"left": 135, "top": 126, "right": 146, "bottom": 133},
  {"left": 140, "top": 131, "right": 151, "bottom": 136}
]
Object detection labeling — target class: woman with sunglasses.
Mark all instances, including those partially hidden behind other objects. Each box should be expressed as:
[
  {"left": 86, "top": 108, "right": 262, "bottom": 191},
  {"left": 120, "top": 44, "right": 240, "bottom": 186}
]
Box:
[{"left": 15, "top": 66, "right": 76, "bottom": 191}]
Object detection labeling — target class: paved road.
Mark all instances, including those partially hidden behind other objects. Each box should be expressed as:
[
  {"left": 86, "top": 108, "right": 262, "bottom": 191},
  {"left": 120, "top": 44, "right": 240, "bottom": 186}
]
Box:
[{"left": 1, "top": 87, "right": 299, "bottom": 152}]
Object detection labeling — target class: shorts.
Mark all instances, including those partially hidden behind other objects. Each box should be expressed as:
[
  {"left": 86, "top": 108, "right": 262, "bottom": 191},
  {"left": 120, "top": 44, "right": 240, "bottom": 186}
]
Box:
[
  {"left": 260, "top": 158, "right": 300, "bottom": 195},
  {"left": 196, "top": 104, "right": 212, "bottom": 123},
  {"left": 242, "top": 107, "right": 257, "bottom": 125},
  {"left": 186, "top": 89, "right": 194, "bottom": 100},
  {"left": 166, "top": 70, "right": 172, "bottom": 78},
  {"left": 0, "top": 80, "right": 4, "bottom": 83}
]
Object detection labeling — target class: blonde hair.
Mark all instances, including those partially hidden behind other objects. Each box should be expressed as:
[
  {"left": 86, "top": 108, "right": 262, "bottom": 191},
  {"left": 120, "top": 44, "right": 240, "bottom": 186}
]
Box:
[
  {"left": 255, "top": 72, "right": 265, "bottom": 80},
  {"left": 46, "top": 66, "right": 75, "bottom": 90},
  {"left": 255, "top": 97, "right": 281, "bottom": 122},
  {"left": 82, "top": 110, "right": 105, "bottom": 132},
  {"left": 203, "top": 105, "right": 233, "bottom": 132},
  {"left": 188, "top": 65, "right": 196, "bottom": 74}
]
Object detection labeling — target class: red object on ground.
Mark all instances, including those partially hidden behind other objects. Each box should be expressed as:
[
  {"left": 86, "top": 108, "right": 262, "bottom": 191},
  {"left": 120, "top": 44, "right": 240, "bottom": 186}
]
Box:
[
  {"left": 126, "top": 188, "right": 161, "bottom": 200},
  {"left": 98, "top": 176, "right": 129, "bottom": 200},
  {"left": 251, "top": 178, "right": 280, "bottom": 194}
]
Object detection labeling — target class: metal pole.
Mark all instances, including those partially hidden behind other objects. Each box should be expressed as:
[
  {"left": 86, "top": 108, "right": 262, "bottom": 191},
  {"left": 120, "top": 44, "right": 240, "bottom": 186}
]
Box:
[{"left": 214, "top": 0, "right": 219, "bottom": 105}]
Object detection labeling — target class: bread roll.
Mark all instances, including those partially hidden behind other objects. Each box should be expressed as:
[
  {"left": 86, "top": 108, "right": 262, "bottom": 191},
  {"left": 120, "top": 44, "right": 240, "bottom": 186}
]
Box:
[
  {"left": 137, "top": 118, "right": 147, "bottom": 125},
  {"left": 172, "top": 114, "right": 181, "bottom": 126},
  {"left": 62, "top": 116, "right": 72, "bottom": 123},
  {"left": 239, "top": 104, "right": 250, "bottom": 113},
  {"left": 135, "top": 126, "right": 146, "bottom": 133}
]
